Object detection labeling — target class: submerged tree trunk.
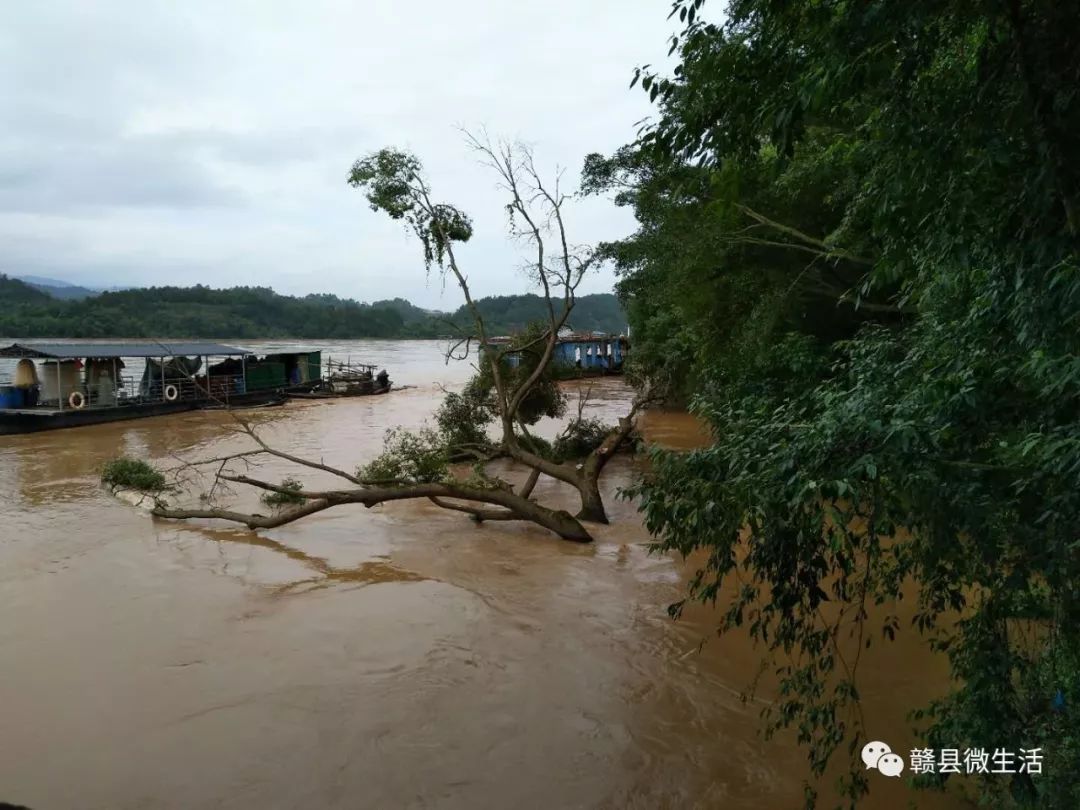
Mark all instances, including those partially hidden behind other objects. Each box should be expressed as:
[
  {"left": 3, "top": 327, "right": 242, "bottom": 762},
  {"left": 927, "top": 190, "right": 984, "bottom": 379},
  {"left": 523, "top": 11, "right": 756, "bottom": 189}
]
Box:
[
  {"left": 575, "top": 477, "right": 609, "bottom": 524},
  {"left": 152, "top": 477, "right": 594, "bottom": 542},
  {"left": 506, "top": 405, "right": 644, "bottom": 524}
]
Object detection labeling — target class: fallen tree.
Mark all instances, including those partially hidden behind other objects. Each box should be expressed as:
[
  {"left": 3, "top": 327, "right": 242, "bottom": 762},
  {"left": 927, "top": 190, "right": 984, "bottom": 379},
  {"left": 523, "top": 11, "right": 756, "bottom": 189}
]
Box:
[{"left": 135, "top": 135, "right": 654, "bottom": 542}]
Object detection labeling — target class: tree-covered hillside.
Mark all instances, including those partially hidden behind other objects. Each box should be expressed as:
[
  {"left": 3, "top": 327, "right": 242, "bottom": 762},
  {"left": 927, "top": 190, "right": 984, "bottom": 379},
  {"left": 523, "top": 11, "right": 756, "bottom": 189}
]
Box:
[
  {"left": 0, "top": 281, "right": 625, "bottom": 339},
  {"left": 0, "top": 274, "right": 52, "bottom": 305},
  {"left": 446, "top": 293, "right": 627, "bottom": 335}
]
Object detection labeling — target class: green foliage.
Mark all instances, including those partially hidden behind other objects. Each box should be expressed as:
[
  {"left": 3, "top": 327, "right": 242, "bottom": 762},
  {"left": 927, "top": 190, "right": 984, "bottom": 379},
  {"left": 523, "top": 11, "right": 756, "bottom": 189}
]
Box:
[
  {"left": 449, "top": 294, "right": 627, "bottom": 336},
  {"left": 0, "top": 285, "right": 409, "bottom": 339},
  {"left": 371, "top": 297, "right": 438, "bottom": 326},
  {"left": 434, "top": 376, "right": 496, "bottom": 457},
  {"left": 476, "top": 322, "right": 568, "bottom": 426},
  {"left": 552, "top": 417, "right": 613, "bottom": 461},
  {"left": 348, "top": 148, "right": 473, "bottom": 277},
  {"left": 347, "top": 149, "right": 425, "bottom": 220},
  {"left": 100, "top": 457, "right": 167, "bottom": 492},
  {"left": 515, "top": 430, "right": 554, "bottom": 461},
  {"left": 0, "top": 274, "right": 52, "bottom": 304},
  {"left": 359, "top": 427, "right": 450, "bottom": 484},
  {"left": 458, "top": 466, "right": 509, "bottom": 492},
  {"left": 260, "top": 477, "right": 306, "bottom": 507},
  {"left": 608, "top": 0, "right": 1080, "bottom": 806}
]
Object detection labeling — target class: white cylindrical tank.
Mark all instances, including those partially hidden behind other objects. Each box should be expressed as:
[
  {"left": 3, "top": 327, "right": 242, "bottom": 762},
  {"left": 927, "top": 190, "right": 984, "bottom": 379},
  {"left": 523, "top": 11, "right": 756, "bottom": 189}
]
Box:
[
  {"left": 40, "top": 361, "right": 81, "bottom": 404},
  {"left": 86, "top": 360, "right": 117, "bottom": 405}
]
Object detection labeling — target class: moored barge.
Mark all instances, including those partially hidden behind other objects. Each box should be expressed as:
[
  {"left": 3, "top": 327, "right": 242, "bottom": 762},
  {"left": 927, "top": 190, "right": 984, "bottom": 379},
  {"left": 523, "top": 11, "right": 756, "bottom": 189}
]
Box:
[
  {"left": 0, "top": 342, "right": 287, "bottom": 435},
  {"left": 0, "top": 342, "right": 397, "bottom": 435}
]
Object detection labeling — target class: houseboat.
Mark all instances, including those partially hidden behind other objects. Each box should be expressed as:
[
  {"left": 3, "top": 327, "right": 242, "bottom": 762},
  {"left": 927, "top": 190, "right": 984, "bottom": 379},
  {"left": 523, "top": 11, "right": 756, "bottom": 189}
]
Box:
[
  {"left": 491, "top": 330, "right": 629, "bottom": 376},
  {"left": 553, "top": 331, "right": 628, "bottom": 374},
  {"left": 0, "top": 342, "right": 397, "bottom": 434},
  {"left": 0, "top": 342, "right": 291, "bottom": 435}
]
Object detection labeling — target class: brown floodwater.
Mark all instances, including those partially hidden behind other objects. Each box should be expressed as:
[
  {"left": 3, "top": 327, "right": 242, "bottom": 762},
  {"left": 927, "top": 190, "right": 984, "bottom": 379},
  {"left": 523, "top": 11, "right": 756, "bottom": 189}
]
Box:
[{"left": 0, "top": 340, "right": 969, "bottom": 809}]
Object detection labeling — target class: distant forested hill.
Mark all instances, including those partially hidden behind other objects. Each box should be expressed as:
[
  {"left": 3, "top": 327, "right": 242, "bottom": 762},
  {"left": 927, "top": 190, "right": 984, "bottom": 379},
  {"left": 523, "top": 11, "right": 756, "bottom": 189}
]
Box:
[
  {"left": 448, "top": 294, "right": 627, "bottom": 335},
  {"left": 1, "top": 274, "right": 52, "bottom": 304},
  {"left": 24, "top": 281, "right": 100, "bottom": 300},
  {"left": 0, "top": 282, "right": 625, "bottom": 339},
  {"left": 370, "top": 297, "right": 441, "bottom": 326}
]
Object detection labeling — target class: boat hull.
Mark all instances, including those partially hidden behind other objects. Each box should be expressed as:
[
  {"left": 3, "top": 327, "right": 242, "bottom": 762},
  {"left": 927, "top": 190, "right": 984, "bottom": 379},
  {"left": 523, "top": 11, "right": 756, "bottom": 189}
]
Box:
[
  {"left": 287, "top": 383, "right": 393, "bottom": 400},
  {"left": 0, "top": 392, "right": 287, "bottom": 435}
]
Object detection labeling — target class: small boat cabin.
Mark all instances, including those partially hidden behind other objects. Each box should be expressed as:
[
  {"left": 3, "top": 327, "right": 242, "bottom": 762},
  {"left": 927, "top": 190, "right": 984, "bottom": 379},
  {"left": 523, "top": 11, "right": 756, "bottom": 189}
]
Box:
[
  {"left": 552, "top": 331, "right": 628, "bottom": 372},
  {"left": 491, "top": 331, "right": 629, "bottom": 375}
]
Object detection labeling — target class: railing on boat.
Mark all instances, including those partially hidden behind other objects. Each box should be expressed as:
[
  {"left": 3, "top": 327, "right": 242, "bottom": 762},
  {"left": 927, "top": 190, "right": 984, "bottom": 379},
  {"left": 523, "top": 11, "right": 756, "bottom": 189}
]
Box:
[
  {"left": 2, "top": 373, "right": 252, "bottom": 412},
  {"left": 326, "top": 359, "right": 378, "bottom": 378}
]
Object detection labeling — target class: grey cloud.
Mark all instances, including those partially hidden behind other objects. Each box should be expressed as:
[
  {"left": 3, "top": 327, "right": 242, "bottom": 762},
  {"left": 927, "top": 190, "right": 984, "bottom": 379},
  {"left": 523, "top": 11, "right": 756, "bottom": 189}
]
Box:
[
  {"left": 0, "top": 125, "right": 370, "bottom": 213},
  {"left": 0, "top": 138, "right": 239, "bottom": 212},
  {"left": 0, "top": 0, "right": 674, "bottom": 306}
]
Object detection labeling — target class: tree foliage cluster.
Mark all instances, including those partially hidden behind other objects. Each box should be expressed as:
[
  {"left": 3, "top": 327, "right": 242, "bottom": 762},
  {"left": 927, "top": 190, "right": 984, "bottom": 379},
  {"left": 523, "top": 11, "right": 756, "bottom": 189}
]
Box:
[
  {"left": 0, "top": 275, "right": 625, "bottom": 339},
  {"left": 589, "top": 0, "right": 1080, "bottom": 806},
  {"left": 100, "top": 457, "right": 168, "bottom": 493},
  {"left": 260, "top": 477, "right": 306, "bottom": 507}
]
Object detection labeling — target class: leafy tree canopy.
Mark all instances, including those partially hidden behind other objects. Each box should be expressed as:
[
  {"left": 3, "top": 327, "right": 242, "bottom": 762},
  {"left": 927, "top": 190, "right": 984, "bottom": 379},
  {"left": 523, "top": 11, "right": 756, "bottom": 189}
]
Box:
[{"left": 594, "top": 0, "right": 1080, "bottom": 806}]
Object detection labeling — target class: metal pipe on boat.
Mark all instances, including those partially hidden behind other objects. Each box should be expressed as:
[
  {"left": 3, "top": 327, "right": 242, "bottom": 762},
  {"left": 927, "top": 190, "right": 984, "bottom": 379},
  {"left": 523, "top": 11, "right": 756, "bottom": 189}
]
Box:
[{"left": 57, "top": 360, "right": 63, "bottom": 412}]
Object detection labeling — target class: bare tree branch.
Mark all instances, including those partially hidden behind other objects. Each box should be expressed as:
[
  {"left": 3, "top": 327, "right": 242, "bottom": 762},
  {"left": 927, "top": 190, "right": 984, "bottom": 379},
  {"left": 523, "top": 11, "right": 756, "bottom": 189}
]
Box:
[
  {"left": 154, "top": 478, "right": 593, "bottom": 542},
  {"left": 427, "top": 496, "right": 522, "bottom": 523},
  {"left": 234, "top": 420, "right": 364, "bottom": 485},
  {"left": 155, "top": 499, "right": 337, "bottom": 529},
  {"left": 734, "top": 204, "right": 875, "bottom": 266},
  {"left": 519, "top": 467, "right": 542, "bottom": 500}
]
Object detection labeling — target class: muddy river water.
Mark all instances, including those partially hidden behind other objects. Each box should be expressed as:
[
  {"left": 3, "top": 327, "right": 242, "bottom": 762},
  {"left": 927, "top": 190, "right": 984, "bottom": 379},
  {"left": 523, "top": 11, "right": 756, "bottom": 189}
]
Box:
[{"left": 0, "top": 340, "right": 964, "bottom": 809}]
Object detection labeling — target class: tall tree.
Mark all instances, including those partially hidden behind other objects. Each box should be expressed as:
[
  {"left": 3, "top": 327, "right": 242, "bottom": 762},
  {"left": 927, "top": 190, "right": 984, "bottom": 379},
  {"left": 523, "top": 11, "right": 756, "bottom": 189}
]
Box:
[
  {"left": 595, "top": 0, "right": 1080, "bottom": 806},
  {"left": 145, "top": 137, "right": 649, "bottom": 541}
]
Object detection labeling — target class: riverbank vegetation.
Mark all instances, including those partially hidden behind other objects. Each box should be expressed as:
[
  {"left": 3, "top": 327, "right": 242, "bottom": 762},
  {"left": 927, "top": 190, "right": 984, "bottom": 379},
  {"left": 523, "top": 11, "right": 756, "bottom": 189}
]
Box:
[
  {"left": 588, "top": 0, "right": 1078, "bottom": 806},
  {"left": 0, "top": 275, "right": 626, "bottom": 339}
]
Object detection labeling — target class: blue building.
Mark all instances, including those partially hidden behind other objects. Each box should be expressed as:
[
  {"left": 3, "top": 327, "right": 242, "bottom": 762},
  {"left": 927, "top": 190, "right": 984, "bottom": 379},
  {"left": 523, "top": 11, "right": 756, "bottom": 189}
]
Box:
[
  {"left": 553, "top": 331, "right": 628, "bottom": 372},
  {"left": 496, "top": 331, "right": 629, "bottom": 375}
]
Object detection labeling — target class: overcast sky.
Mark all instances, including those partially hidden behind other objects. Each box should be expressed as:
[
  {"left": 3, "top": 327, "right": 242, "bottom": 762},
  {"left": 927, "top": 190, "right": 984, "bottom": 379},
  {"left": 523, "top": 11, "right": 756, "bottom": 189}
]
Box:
[{"left": 0, "top": 1, "right": 673, "bottom": 309}]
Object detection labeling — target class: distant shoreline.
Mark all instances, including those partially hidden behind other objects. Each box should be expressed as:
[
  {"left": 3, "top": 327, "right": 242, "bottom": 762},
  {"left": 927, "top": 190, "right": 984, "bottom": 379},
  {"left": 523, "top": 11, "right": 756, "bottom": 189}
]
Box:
[{"left": 0, "top": 277, "right": 627, "bottom": 341}]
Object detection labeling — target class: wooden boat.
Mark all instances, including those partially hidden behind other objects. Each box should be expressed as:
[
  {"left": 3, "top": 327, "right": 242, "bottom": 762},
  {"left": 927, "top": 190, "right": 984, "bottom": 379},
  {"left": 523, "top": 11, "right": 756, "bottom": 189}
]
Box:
[
  {"left": 0, "top": 342, "right": 289, "bottom": 435},
  {"left": 288, "top": 383, "right": 392, "bottom": 400},
  {"left": 285, "top": 359, "right": 393, "bottom": 400}
]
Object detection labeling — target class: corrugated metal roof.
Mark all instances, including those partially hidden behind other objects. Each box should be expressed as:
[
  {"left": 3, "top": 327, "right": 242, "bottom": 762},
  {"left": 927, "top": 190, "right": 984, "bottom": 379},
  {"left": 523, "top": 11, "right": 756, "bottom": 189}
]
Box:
[
  {"left": 485, "top": 332, "right": 628, "bottom": 346},
  {"left": 557, "top": 332, "right": 629, "bottom": 343},
  {"left": 0, "top": 341, "right": 252, "bottom": 359}
]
